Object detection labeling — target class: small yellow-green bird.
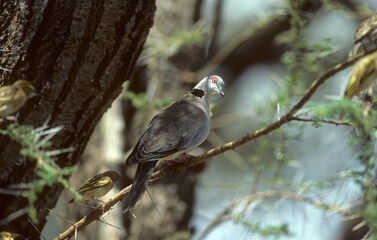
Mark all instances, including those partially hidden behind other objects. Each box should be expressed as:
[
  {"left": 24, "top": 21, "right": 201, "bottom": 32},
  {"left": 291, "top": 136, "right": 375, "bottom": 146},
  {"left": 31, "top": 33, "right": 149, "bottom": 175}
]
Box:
[
  {"left": 0, "top": 231, "right": 17, "bottom": 240},
  {"left": 349, "top": 13, "right": 377, "bottom": 57},
  {"left": 0, "top": 80, "right": 39, "bottom": 117},
  {"left": 344, "top": 50, "right": 377, "bottom": 98},
  {"left": 69, "top": 171, "right": 121, "bottom": 204}
]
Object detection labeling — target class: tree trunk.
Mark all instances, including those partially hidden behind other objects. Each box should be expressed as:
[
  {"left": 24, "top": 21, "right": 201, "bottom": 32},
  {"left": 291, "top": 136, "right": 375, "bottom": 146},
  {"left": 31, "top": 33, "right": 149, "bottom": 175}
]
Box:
[{"left": 0, "top": 0, "right": 155, "bottom": 238}]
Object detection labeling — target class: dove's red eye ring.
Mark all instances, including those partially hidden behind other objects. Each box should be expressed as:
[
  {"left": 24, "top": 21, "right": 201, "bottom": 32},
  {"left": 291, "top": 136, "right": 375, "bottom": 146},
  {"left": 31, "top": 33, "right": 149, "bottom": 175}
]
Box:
[{"left": 211, "top": 77, "right": 218, "bottom": 83}]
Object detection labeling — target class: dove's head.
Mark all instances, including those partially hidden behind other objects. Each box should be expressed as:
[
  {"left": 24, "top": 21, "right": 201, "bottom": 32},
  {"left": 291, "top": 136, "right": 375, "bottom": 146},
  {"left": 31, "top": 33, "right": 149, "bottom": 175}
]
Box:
[{"left": 194, "top": 75, "right": 225, "bottom": 97}]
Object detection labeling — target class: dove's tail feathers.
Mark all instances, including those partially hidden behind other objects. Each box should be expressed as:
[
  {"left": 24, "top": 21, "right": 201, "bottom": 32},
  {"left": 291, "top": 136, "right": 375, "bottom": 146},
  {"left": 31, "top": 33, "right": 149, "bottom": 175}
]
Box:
[{"left": 123, "top": 161, "right": 158, "bottom": 213}]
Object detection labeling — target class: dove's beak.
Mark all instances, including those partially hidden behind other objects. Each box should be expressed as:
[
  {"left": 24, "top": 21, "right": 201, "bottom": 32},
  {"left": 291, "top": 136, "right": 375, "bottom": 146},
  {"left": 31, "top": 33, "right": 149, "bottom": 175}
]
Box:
[{"left": 220, "top": 90, "right": 225, "bottom": 97}]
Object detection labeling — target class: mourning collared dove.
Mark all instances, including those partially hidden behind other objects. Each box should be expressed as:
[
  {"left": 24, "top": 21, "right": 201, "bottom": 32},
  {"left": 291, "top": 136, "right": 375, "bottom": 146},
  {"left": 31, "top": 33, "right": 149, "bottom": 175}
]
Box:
[{"left": 123, "top": 75, "right": 225, "bottom": 212}]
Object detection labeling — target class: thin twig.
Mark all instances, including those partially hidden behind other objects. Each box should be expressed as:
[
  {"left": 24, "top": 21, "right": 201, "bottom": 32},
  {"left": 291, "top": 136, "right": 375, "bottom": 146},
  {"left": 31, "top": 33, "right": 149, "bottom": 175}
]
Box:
[
  {"left": 91, "top": 221, "right": 98, "bottom": 240},
  {"left": 55, "top": 53, "right": 363, "bottom": 240},
  {"left": 291, "top": 117, "right": 351, "bottom": 126},
  {"left": 145, "top": 187, "right": 161, "bottom": 217},
  {"left": 97, "top": 219, "right": 127, "bottom": 233},
  {"left": 48, "top": 208, "right": 78, "bottom": 226},
  {"left": 28, "top": 218, "right": 47, "bottom": 240}
]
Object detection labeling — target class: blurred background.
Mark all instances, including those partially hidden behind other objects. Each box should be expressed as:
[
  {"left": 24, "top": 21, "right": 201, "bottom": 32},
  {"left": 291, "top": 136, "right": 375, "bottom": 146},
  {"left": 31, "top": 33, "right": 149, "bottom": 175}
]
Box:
[{"left": 42, "top": 0, "right": 377, "bottom": 239}]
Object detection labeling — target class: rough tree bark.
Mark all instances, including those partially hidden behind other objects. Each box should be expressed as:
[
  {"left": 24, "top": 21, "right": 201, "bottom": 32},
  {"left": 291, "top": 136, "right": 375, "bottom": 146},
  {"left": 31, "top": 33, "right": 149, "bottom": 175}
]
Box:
[{"left": 0, "top": 0, "right": 155, "bottom": 238}]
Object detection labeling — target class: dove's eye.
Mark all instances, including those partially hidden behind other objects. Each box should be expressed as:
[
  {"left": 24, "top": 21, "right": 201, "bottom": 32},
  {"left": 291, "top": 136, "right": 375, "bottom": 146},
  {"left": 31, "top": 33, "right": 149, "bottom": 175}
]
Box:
[{"left": 211, "top": 77, "right": 218, "bottom": 84}]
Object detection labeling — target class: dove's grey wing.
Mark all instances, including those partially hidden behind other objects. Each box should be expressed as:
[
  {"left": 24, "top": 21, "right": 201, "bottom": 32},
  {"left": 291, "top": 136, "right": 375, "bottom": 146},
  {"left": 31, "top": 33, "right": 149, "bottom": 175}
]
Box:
[
  {"left": 126, "top": 97, "right": 210, "bottom": 165},
  {"left": 123, "top": 97, "right": 210, "bottom": 212}
]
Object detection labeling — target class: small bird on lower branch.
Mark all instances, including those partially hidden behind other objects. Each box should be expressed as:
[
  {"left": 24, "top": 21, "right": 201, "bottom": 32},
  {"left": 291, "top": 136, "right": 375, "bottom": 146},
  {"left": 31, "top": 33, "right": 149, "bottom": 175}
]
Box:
[
  {"left": 69, "top": 171, "right": 121, "bottom": 204},
  {"left": 123, "top": 75, "right": 225, "bottom": 213}
]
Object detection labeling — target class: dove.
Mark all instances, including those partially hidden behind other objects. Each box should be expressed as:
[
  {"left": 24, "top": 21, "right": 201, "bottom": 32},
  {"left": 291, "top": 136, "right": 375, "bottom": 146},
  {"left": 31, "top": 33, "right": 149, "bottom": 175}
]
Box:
[{"left": 123, "top": 75, "right": 225, "bottom": 212}]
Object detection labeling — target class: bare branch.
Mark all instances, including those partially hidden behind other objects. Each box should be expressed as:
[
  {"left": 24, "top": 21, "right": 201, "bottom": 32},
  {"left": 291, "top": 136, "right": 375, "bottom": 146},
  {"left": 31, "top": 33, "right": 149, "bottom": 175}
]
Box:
[
  {"left": 291, "top": 117, "right": 351, "bottom": 126},
  {"left": 198, "top": 191, "right": 353, "bottom": 240}
]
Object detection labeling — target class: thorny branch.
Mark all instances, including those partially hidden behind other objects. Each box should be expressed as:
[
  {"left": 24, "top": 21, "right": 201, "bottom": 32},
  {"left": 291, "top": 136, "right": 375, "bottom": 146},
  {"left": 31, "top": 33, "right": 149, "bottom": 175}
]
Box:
[
  {"left": 197, "top": 191, "right": 354, "bottom": 240},
  {"left": 55, "top": 53, "right": 364, "bottom": 239}
]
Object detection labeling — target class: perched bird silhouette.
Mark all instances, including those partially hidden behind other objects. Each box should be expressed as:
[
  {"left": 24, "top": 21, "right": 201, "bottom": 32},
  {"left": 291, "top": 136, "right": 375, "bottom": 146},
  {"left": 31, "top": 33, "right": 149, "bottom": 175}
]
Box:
[
  {"left": 69, "top": 171, "right": 121, "bottom": 204},
  {"left": 123, "top": 75, "right": 225, "bottom": 213},
  {"left": 349, "top": 13, "right": 377, "bottom": 57},
  {"left": 0, "top": 80, "right": 39, "bottom": 117},
  {"left": 344, "top": 50, "right": 377, "bottom": 98}
]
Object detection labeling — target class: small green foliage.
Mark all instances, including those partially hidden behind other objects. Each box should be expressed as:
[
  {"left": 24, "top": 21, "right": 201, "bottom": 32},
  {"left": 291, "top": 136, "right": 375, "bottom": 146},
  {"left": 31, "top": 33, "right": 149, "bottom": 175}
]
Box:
[
  {"left": 166, "top": 231, "right": 191, "bottom": 240},
  {"left": 0, "top": 121, "right": 75, "bottom": 223},
  {"left": 209, "top": 103, "right": 217, "bottom": 112},
  {"left": 122, "top": 81, "right": 172, "bottom": 110},
  {"left": 310, "top": 116, "right": 323, "bottom": 128},
  {"left": 150, "top": 27, "right": 205, "bottom": 58},
  {"left": 168, "top": 29, "right": 204, "bottom": 49},
  {"left": 321, "top": 0, "right": 351, "bottom": 12},
  {"left": 311, "top": 99, "right": 377, "bottom": 131},
  {"left": 280, "top": 38, "right": 334, "bottom": 97},
  {"left": 61, "top": 166, "right": 77, "bottom": 175},
  {"left": 363, "top": 188, "right": 377, "bottom": 237},
  {"left": 28, "top": 205, "right": 38, "bottom": 223},
  {"left": 234, "top": 217, "right": 292, "bottom": 239}
]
